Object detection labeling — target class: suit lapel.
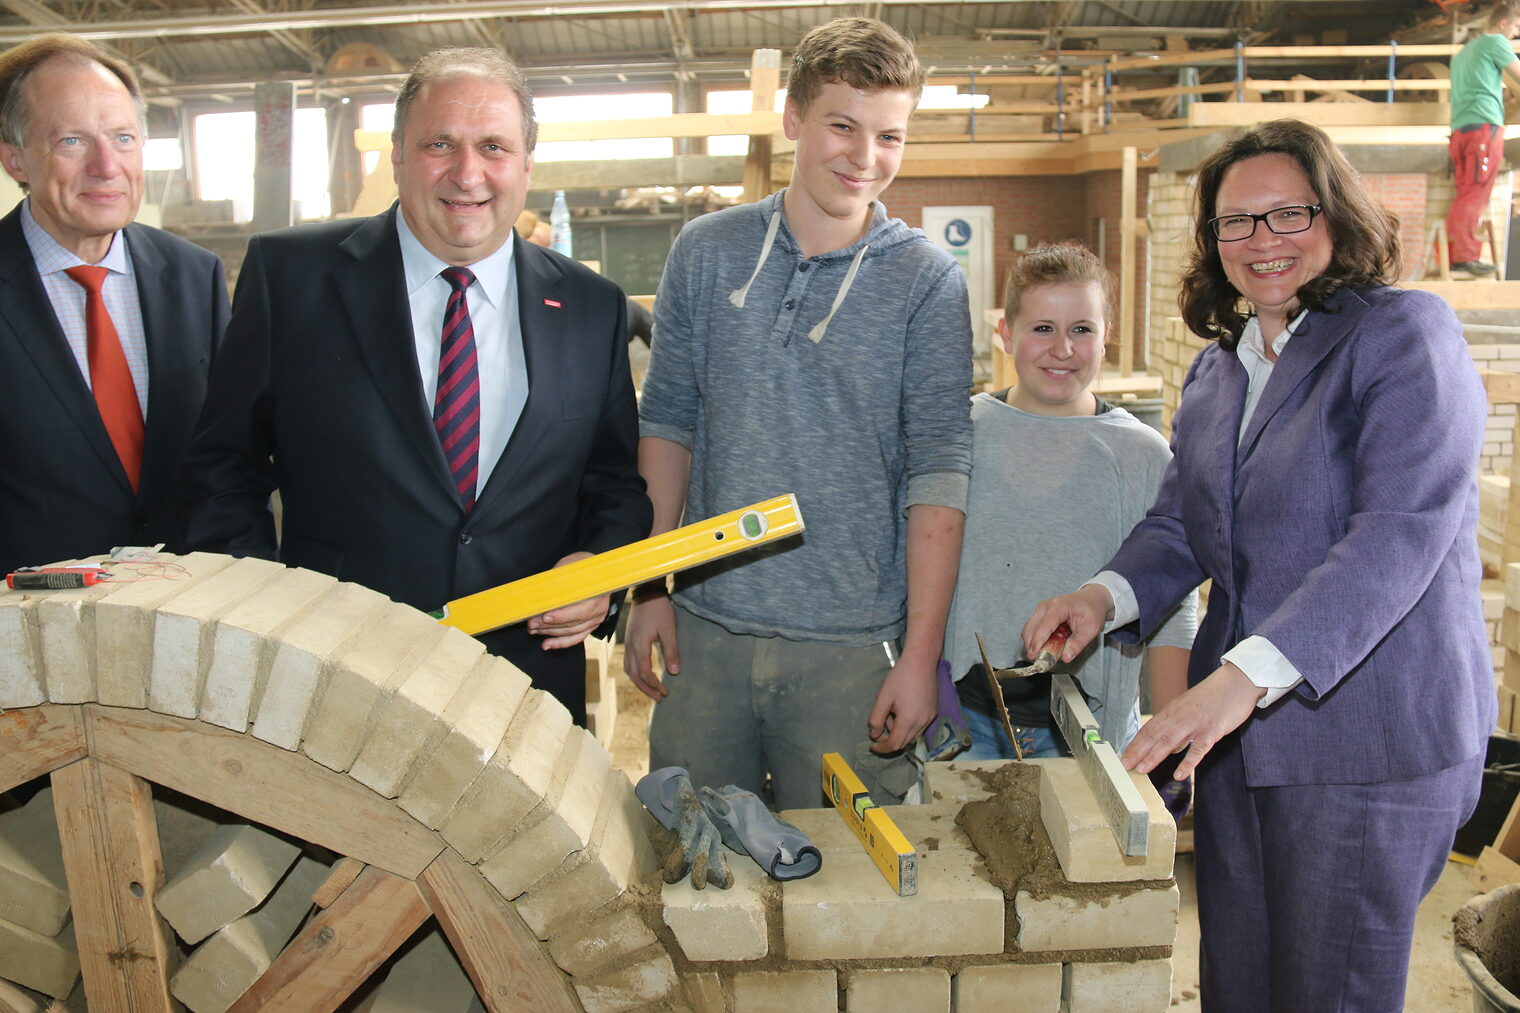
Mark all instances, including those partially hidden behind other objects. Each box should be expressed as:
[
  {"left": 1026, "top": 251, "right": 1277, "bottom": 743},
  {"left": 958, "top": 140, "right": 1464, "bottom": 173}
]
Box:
[
  {"left": 0, "top": 207, "right": 131, "bottom": 490},
  {"left": 474, "top": 235, "right": 564, "bottom": 514},
  {"left": 1236, "top": 291, "right": 1363, "bottom": 466},
  {"left": 334, "top": 206, "right": 458, "bottom": 495},
  {"left": 130, "top": 225, "right": 181, "bottom": 499}
]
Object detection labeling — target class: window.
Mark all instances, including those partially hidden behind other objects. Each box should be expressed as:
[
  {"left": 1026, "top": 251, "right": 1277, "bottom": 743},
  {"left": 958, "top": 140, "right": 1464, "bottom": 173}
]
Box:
[
  {"left": 192, "top": 107, "right": 332, "bottom": 221},
  {"left": 532, "top": 92, "right": 674, "bottom": 162}
]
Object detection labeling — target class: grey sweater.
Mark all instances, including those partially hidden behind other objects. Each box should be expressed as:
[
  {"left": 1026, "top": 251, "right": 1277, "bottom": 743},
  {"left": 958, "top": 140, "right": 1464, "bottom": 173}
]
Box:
[
  {"left": 945, "top": 393, "right": 1198, "bottom": 746},
  {"left": 640, "top": 191, "right": 973, "bottom": 643}
]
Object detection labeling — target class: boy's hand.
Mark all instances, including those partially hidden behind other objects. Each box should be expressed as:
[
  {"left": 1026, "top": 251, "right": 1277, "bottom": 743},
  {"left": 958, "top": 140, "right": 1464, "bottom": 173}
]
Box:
[
  {"left": 1022, "top": 583, "right": 1112, "bottom": 664},
  {"left": 867, "top": 648, "right": 937, "bottom": 754},
  {"left": 625, "top": 592, "right": 678, "bottom": 701}
]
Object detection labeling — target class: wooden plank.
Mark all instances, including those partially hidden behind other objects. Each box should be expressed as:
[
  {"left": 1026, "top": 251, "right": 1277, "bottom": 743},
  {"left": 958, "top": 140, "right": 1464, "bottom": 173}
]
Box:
[
  {"left": 533, "top": 153, "right": 742, "bottom": 191},
  {"left": 0, "top": 706, "right": 85, "bottom": 795},
  {"left": 417, "top": 849, "right": 578, "bottom": 1013},
  {"left": 1189, "top": 101, "right": 1449, "bottom": 128},
  {"left": 1483, "top": 370, "right": 1520, "bottom": 406},
  {"left": 84, "top": 706, "right": 444, "bottom": 879},
  {"left": 1407, "top": 280, "right": 1520, "bottom": 310},
  {"left": 1493, "top": 789, "right": 1520, "bottom": 861},
  {"left": 311, "top": 856, "right": 365, "bottom": 908},
  {"left": 50, "top": 758, "right": 175, "bottom": 1012},
  {"left": 742, "top": 48, "right": 781, "bottom": 204},
  {"left": 1119, "top": 145, "right": 1138, "bottom": 376},
  {"left": 225, "top": 865, "right": 429, "bottom": 1013},
  {"left": 538, "top": 110, "right": 780, "bottom": 143},
  {"left": 1476, "top": 845, "right": 1520, "bottom": 891}
]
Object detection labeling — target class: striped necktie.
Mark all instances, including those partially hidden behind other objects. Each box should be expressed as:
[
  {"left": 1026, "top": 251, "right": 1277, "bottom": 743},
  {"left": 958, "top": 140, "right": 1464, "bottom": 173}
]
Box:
[
  {"left": 435, "top": 266, "right": 481, "bottom": 510},
  {"left": 64, "top": 264, "right": 144, "bottom": 491}
]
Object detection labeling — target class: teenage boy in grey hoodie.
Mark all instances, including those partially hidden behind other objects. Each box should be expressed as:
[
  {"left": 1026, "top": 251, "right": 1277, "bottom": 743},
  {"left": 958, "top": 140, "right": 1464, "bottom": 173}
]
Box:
[{"left": 626, "top": 17, "right": 973, "bottom": 809}]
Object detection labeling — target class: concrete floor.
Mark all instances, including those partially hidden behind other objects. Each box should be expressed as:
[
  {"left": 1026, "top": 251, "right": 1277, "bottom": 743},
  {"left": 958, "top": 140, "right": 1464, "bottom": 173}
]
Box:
[{"left": 605, "top": 659, "right": 1484, "bottom": 1011}]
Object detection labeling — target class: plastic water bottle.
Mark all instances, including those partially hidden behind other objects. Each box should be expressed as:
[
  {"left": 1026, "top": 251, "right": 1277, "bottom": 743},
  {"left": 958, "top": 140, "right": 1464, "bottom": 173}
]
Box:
[{"left": 550, "top": 190, "right": 573, "bottom": 257}]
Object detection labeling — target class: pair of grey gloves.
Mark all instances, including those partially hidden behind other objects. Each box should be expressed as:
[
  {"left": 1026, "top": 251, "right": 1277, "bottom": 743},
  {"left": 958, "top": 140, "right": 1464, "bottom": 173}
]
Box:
[{"left": 636, "top": 767, "right": 822, "bottom": 890}]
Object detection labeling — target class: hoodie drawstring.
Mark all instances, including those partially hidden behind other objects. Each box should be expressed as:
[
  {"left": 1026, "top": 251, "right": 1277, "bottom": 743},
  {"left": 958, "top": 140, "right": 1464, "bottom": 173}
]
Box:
[
  {"left": 806, "top": 244, "right": 868, "bottom": 343},
  {"left": 728, "top": 210, "right": 781, "bottom": 309}
]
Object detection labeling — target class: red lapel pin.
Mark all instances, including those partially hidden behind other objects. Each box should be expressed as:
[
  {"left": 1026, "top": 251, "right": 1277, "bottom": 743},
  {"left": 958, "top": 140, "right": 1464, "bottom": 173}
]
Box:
[{"left": 544, "top": 298, "right": 562, "bottom": 308}]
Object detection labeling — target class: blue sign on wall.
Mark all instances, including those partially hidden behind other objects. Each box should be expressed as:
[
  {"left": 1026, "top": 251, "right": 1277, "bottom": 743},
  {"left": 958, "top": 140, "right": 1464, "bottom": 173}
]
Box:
[{"left": 944, "top": 218, "right": 973, "bottom": 247}]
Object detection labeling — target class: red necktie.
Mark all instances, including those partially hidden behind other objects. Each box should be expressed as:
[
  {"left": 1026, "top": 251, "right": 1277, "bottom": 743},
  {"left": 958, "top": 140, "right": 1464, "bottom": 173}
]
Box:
[
  {"left": 65, "top": 265, "right": 143, "bottom": 491},
  {"left": 435, "top": 267, "right": 481, "bottom": 510}
]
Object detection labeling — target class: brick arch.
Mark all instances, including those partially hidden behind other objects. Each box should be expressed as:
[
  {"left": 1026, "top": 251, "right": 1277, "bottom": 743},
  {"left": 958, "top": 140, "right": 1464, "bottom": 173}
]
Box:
[{"left": 0, "top": 552, "right": 675, "bottom": 1012}]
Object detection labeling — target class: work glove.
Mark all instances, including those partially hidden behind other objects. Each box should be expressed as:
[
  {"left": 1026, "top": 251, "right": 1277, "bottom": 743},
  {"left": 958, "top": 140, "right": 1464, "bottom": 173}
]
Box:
[
  {"left": 636, "top": 767, "right": 733, "bottom": 889},
  {"left": 699, "top": 784, "right": 821, "bottom": 881}
]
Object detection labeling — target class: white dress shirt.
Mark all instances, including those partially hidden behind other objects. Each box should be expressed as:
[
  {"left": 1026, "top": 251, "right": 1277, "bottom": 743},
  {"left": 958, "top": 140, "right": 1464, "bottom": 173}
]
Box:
[
  {"left": 21, "top": 199, "right": 150, "bottom": 417},
  {"left": 396, "top": 210, "right": 529, "bottom": 500},
  {"left": 1090, "top": 311, "right": 1309, "bottom": 708}
]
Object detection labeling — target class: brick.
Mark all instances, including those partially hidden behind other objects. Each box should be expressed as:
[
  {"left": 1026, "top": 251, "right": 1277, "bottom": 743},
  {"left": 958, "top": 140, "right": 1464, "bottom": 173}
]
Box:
[
  {"left": 729, "top": 969, "right": 836, "bottom": 1013},
  {"left": 479, "top": 752, "right": 616, "bottom": 901},
  {"left": 515, "top": 773, "right": 656, "bottom": 939},
  {"left": 199, "top": 567, "right": 338, "bottom": 731},
  {"left": 845, "top": 967, "right": 949, "bottom": 1012},
  {"left": 0, "top": 979, "right": 45, "bottom": 1013},
  {"left": 1039, "top": 758, "right": 1175, "bottom": 883},
  {"left": 781, "top": 800, "right": 973, "bottom": 855},
  {"left": 148, "top": 556, "right": 287, "bottom": 718},
  {"left": 155, "top": 797, "right": 223, "bottom": 883},
  {"left": 397, "top": 655, "right": 532, "bottom": 828},
  {"left": 782, "top": 847, "right": 1003, "bottom": 960},
  {"left": 1015, "top": 882, "right": 1178, "bottom": 952},
  {"left": 662, "top": 855, "right": 769, "bottom": 961},
  {"left": 546, "top": 901, "right": 658, "bottom": 977},
  {"left": 572, "top": 951, "right": 678, "bottom": 1013},
  {"left": 0, "top": 588, "right": 44, "bottom": 709},
  {"left": 1508, "top": 564, "right": 1520, "bottom": 608},
  {"left": 438, "top": 691, "right": 574, "bottom": 860},
  {"left": 93, "top": 552, "right": 235, "bottom": 709},
  {"left": 169, "top": 856, "right": 327, "bottom": 1013},
  {"left": 37, "top": 572, "right": 123, "bottom": 704},
  {"left": 0, "top": 788, "right": 68, "bottom": 936},
  {"left": 0, "top": 918, "right": 77, "bottom": 999},
  {"left": 368, "top": 926, "right": 479, "bottom": 1013},
  {"left": 250, "top": 580, "right": 392, "bottom": 750},
  {"left": 156, "top": 823, "right": 302, "bottom": 945},
  {"left": 924, "top": 758, "right": 1011, "bottom": 804},
  {"left": 953, "top": 963, "right": 1061, "bottom": 1013},
  {"left": 1504, "top": 607, "right": 1520, "bottom": 654},
  {"left": 301, "top": 602, "right": 443, "bottom": 773},
  {"left": 1505, "top": 650, "right": 1520, "bottom": 694},
  {"left": 1062, "top": 959, "right": 1172, "bottom": 1012},
  {"left": 348, "top": 626, "right": 486, "bottom": 797}
]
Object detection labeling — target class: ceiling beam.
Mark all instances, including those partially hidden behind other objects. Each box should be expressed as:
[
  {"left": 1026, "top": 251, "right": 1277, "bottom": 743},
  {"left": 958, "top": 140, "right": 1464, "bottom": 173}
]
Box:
[
  {"left": 0, "top": 0, "right": 175, "bottom": 84},
  {"left": 224, "top": 0, "right": 325, "bottom": 72}
]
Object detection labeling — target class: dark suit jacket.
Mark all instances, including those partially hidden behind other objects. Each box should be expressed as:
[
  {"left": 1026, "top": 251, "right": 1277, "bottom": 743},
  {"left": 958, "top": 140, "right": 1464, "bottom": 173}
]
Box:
[
  {"left": 1109, "top": 286, "right": 1495, "bottom": 787},
  {"left": 182, "top": 205, "right": 650, "bottom": 715},
  {"left": 0, "top": 204, "right": 229, "bottom": 574}
]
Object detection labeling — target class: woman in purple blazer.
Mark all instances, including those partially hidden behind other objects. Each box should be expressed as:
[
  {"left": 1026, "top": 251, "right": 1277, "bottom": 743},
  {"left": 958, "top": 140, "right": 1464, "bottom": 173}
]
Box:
[{"left": 1025, "top": 119, "right": 1494, "bottom": 1012}]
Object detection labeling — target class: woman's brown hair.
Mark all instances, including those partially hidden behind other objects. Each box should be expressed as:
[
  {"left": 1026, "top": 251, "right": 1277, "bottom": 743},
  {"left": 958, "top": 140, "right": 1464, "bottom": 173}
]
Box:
[{"left": 1178, "top": 118, "right": 1401, "bottom": 349}]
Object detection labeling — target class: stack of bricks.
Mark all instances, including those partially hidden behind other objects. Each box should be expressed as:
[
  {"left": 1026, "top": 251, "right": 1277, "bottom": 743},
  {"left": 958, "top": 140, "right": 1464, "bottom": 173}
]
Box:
[
  {"left": 1468, "top": 343, "right": 1520, "bottom": 478},
  {"left": 1481, "top": 474, "right": 1509, "bottom": 575},
  {"left": 1499, "top": 563, "right": 1520, "bottom": 735},
  {"left": 599, "top": 757, "right": 1179, "bottom": 1013},
  {"left": 584, "top": 633, "right": 618, "bottom": 750},
  {"left": 1, "top": 552, "right": 1181, "bottom": 1012},
  {"left": 0, "top": 788, "right": 77, "bottom": 1003}
]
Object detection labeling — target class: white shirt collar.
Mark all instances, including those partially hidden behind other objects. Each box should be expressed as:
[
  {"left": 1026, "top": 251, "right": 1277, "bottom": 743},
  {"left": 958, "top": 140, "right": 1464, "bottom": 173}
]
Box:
[
  {"left": 20, "top": 198, "right": 131, "bottom": 275},
  {"left": 394, "top": 205, "right": 515, "bottom": 307},
  {"left": 1238, "top": 309, "right": 1308, "bottom": 366}
]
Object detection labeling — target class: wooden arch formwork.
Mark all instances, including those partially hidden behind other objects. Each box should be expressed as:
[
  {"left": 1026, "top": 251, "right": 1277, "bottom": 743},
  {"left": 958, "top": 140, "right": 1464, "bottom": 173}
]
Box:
[{"left": 0, "top": 552, "right": 676, "bottom": 1013}]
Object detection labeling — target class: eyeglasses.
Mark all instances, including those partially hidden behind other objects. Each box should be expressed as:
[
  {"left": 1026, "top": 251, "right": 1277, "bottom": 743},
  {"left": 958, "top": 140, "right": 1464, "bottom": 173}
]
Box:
[{"left": 1207, "top": 204, "right": 1322, "bottom": 242}]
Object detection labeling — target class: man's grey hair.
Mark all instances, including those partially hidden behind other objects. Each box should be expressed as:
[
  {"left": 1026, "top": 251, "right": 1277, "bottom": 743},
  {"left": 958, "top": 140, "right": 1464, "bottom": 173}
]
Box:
[
  {"left": 0, "top": 33, "right": 146, "bottom": 149},
  {"left": 391, "top": 47, "right": 537, "bottom": 152}
]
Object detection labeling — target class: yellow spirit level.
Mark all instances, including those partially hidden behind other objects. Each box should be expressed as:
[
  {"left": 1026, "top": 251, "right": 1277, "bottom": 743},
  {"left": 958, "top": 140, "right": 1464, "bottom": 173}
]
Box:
[
  {"left": 434, "top": 494, "right": 803, "bottom": 636},
  {"left": 821, "top": 751, "right": 917, "bottom": 896}
]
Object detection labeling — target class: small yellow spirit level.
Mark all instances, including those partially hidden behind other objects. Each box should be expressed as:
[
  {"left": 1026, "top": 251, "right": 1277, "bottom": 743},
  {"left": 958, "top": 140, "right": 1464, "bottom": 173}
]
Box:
[{"left": 821, "top": 751, "right": 917, "bottom": 896}]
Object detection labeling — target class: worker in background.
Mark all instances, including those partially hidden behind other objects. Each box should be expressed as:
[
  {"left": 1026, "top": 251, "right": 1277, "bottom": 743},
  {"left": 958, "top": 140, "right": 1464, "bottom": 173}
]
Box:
[
  {"left": 626, "top": 17, "right": 973, "bottom": 808},
  {"left": 1025, "top": 119, "right": 1491, "bottom": 1011},
  {"left": 0, "top": 33, "right": 229, "bottom": 576},
  {"left": 1446, "top": 0, "right": 1520, "bottom": 275},
  {"left": 182, "top": 47, "right": 650, "bottom": 726}
]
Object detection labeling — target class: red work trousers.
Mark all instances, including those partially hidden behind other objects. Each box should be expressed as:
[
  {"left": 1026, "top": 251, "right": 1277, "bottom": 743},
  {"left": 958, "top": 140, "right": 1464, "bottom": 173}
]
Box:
[{"left": 1446, "top": 123, "right": 1505, "bottom": 264}]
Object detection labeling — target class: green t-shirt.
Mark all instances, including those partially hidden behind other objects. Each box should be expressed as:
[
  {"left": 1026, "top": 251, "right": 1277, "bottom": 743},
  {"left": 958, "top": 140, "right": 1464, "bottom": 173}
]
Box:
[{"left": 1451, "top": 32, "right": 1517, "bottom": 129}]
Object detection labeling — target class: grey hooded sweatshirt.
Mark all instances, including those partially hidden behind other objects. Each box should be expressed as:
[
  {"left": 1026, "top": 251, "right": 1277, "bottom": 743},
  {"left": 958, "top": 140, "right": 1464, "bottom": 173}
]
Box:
[{"left": 640, "top": 190, "right": 973, "bottom": 643}]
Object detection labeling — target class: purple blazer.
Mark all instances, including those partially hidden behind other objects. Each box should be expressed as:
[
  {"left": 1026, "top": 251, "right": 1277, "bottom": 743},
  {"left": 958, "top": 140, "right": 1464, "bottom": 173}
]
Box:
[{"left": 1109, "top": 285, "right": 1495, "bottom": 787}]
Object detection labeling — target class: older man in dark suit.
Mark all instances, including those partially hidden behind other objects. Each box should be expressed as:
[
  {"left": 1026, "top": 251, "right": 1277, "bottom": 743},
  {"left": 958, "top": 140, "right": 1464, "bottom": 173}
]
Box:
[
  {"left": 0, "top": 34, "right": 228, "bottom": 574},
  {"left": 183, "top": 47, "right": 650, "bottom": 725}
]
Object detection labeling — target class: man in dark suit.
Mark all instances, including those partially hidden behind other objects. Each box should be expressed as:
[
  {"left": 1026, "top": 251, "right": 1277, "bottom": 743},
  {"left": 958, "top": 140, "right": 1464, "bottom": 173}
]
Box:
[
  {"left": 0, "top": 34, "right": 228, "bottom": 575},
  {"left": 182, "top": 47, "right": 650, "bottom": 725}
]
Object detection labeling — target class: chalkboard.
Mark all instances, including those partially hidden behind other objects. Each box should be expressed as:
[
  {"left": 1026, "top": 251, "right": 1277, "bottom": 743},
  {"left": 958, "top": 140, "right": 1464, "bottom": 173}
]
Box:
[{"left": 573, "top": 221, "right": 678, "bottom": 297}]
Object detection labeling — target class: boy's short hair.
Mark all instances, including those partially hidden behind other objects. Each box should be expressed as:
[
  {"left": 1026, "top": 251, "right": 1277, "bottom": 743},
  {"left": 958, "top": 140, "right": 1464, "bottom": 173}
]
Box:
[
  {"left": 1002, "top": 242, "right": 1116, "bottom": 325},
  {"left": 1490, "top": 0, "right": 1518, "bottom": 29},
  {"left": 786, "top": 17, "right": 925, "bottom": 112}
]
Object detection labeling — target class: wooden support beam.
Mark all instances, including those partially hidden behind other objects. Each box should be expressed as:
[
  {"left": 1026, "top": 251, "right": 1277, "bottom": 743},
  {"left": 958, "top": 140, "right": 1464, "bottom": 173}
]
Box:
[
  {"left": 311, "top": 856, "right": 365, "bottom": 908},
  {"left": 225, "top": 865, "right": 430, "bottom": 1013},
  {"left": 51, "top": 757, "right": 175, "bottom": 1012},
  {"left": 1407, "top": 280, "right": 1520, "bottom": 309},
  {"left": 0, "top": 706, "right": 85, "bottom": 795},
  {"left": 84, "top": 706, "right": 444, "bottom": 880},
  {"left": 417, "top": 849, "right": 578, "bottom": 1013},
  {"left": 537, "top": 110, "right": 780, "bottom": 144},
  {"left": 1188, "top": 101, "right": 1449, "bottom": 128},
  {"left": 742, "top": 48, "right": 781, "bottom": 204},
  {"left": 532, "top": 154, "right": 743, "bottom": 191},
  {"left": 1119, "top": 145, "right": 1138, "bottom": 376}
]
